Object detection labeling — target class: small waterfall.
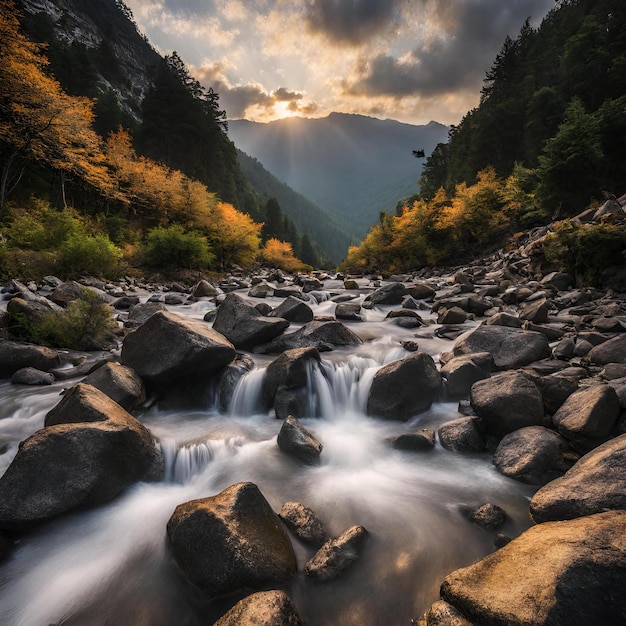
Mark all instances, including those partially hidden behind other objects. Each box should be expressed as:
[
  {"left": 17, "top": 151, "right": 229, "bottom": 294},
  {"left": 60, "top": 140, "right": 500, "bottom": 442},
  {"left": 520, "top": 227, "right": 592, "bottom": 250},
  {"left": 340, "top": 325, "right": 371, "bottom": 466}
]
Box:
[{"left": 228, "top": 367, "right": 267, "bottom": 416}]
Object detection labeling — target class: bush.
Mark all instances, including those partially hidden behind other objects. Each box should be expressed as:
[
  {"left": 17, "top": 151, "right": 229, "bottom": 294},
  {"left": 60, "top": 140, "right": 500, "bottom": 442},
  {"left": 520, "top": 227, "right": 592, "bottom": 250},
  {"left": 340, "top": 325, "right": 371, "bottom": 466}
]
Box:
[
  {"left": 143, "top": 224, "right": 214, "bottom": 269},
  {"left": 59, "top": 233, "right": 122, "bottom": 277}
]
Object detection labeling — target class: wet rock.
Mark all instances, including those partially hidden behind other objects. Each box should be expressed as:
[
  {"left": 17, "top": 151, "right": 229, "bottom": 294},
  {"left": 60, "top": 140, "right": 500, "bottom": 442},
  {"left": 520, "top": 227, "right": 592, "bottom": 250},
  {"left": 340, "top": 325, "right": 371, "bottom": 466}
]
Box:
[
  {"left": 343, "top": 279, "right": 360, "bottom": 290},
  {"left": 277, "top": 415, "right": 323, "bottom": 465},
  {"left": 218, "top": 353, "right": 255, "bottom": 412},
  {"left": 406, "top": 283, "right": 436, "bottom": 300},
  {"left": 439, "top": 510, "right": 626, "bottom": 626},
  {"left": 124, "top": 301, "right": 166, "bottom": 328},
  {"left": 213, "top": 293, "right": 290, "bottom": 350},
  {"left": 279, "top": 501, "right": 328, "bottom": 547},
  {"left": 468, "top": 503, "right": 506, "bottom": 530},
  {"left": 248, "top": 281, "right": 274, "bottom": 298},
  {"left": 305, "top": 525, "right": 369, "bottom": 582},
  {"left": 255, "top": 302, "right": 273, "bottom": 316},
  {"left": 0, "top": 340, "right": 61, "bottom": 379},
  {"left": 11, "top": 367, "right": 55, "bottom": 385},
  {"left": 214, "top": 590, "right": 305, "bottom": 626},
  {"left": 335, "top": 302, "right": 362, "bottom": 321},
  {"left": 440, "top": 352, "right": 494, "bottom": 399},
  {"left": 363, "top": 282, "right": 406, "bottom": 306},
  {"left": 438, "top": 417, "right": 486, "bottom": 453},
  {"left": 191, "top": 279, "right": 219, "bottom": 298},
  {"left": 367, "top": 352, "right": 441, "bottom": 421},
  {"left": 530, "top": 433, "right": 626, "bottom": 523},
  {"left": 121, "top": 310, "right": 236, "bottom": 388},
  {"left": 263, "top": 347, "right": 320, "bottom": 408},
  {"left": 553, "top": 336, "right": 576, "bottom": 359},
  {"left": 531, "top": 372, "right": 579, "bottom": 415},
  {"left": 493, "top": 426, "right": 569, "bottom": 485},
  {"left": 270, "top": 296, "right": 314, "bottom": 323},
  {"left": 422, "top": 600, "right": 473, "bottom": 626},
  {"left": 265, "top": 320, "right": 362, "bottom": 353},
  {"left": 113, "top": 295, "right": 140, "bottom": 309},
  {"left": 588, "top": 334, "right": 626, "bottom": 365},
  {"left": 437, "top": 307, "right": 467, "bottom": 325},
  {"left": 0, "top": 384, "right": 160, "bottom": 530},
  {"left": 81, "top": 362, "right": 146, "bottom": 411},
  {"left": 470, "top": 372, "right": 544, "bottom": 439},
  {"left": 167, "top": 482, "right": 297, "bottom": 596},
  {"left": 391, "top": 429, "right": 436, "bottom": 451},
  {"left": 448, "top": 325, "right": 551, "bottom": 370}
]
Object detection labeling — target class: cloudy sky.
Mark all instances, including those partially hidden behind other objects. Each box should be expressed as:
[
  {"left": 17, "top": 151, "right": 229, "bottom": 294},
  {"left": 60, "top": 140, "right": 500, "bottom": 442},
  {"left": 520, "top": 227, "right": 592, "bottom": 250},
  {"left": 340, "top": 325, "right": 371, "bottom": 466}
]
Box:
[{"left": 125, "top": 0, "right": 554, "bottom": 126}]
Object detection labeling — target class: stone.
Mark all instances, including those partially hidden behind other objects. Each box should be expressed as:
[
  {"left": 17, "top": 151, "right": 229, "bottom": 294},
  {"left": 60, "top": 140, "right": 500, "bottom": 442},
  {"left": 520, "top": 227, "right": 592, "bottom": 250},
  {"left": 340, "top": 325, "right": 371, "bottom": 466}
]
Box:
[
  {"left": 343, "top": 279, "right": 360, "bottom": 290},
  {"left": 263, "top": 347, "right": 320, "bottom": 408},
  {"left": 406, "top": 283, "right": 436, "bottom": 300},
  {"left": 124, "top": 302, "right": 166, "bottom": 328},
  {"left": 484, "top": 312, "right": 523, "bottom": 328},
  {"left": 166, "top": 482, "right": 297, "bottom": 596},
  {"left": 191, "top": 279, "right": 219, "bottom": 297},
  {"left": 520, "top": 297, "right": 552, "bottom": 323},
  {"left": 0, "top": 340, "right": 61, "bottom": 379},
  {"left": 391, "top": 429, "right": 436, "bottom": 451},
  {"left": 305, "top": 525, "right": 369, "bottom": 582},
  {"left": 0, "top": 384, "right": 160, "bottom": 530},
  {"left": 532, "top": 373, "right": 579, "bottom": 415},
  {"left": 248, "top": 281, "right": 274, "bottom": 298},
  {"left": 363, "top": 282, "right": 406, "bottom": 306},
  {"left": 470, "top": 372, "right": 545, "bottom": 439},
  {"left": 439, "top": 511, "right": 626, "bottom": 626},
  {"left": 48, "top": 280, "right": 91, "bottom": 306},
  {"left": 468, "top": 503, "right": 506, "bottom": 530},
  {"left": 438, "top": 417, "right": 486, "bottom": 453},
  {"left": 422, "top": 600, "right": 473, "bottom": 626},
  {"left": 367, "top": 352, "right": 441, "bottom": 421},
  {"left": 213, "top": 293, "right": 290, "bottom": 350},
  {"left": 530, "top": 433, "right": 626, "bottom": 523},
  {"left": 493, "top": 426, "right": 569, "bottom": 485},
  {"left": 265, "top": 320, "right": 362, "bottom": 353},
  {"left": 10, "top": 367, "right": 55, "bottom": 385},
  {"left": 540, "top": 271, "right": 573, "bottom": 291},
  {"left": 277, "top": 415, "right": 323, "bottom": 465},
  {"left": 270, "top": 296, "right": 314, "bottom": 323},
  {"left": 214, "top": 590, "right": 305, "bottom": 626},
  {"left": 588, "top": 334, "right": 626, "bottom": 365},
  {"left": 335, "top": 302, "right": 362, "bottom": 321},
  {"left": 81, "top": 362, "right": 146, "bottom": 411},
  {"left": 449, "top": 325, "right": 551, "bottom": 370},
  {"left": 279, "top": 501, "right": 328, "bottom": 547},
  {"left": 437, "top": 307, "right": 467, "bottom": 325},
  {"left": 121, "top": 310, "right": 236, "bottom": 388},
  {"left": 218, "top": 354, "right": 255, "bottom": 412},
  {"left": 440, "top": 352, "right": 494, "bottom": 399}
]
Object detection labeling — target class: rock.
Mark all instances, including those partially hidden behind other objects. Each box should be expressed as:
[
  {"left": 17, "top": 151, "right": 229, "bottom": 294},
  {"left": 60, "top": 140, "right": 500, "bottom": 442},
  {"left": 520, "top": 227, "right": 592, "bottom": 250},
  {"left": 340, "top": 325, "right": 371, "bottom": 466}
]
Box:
[
  {"left": 335, "top": 302, "right": 362, "bottom": 321},
  {"left": 166, "top": 482, "right": 297, "bottom": 596},
  {"left": 5, "top": 297, "right": 59, "bottom": 336},
  {"left": 552, "top": 383, "right": 620, "bottom": 441},
  {"left": 277, "top": 415, "right": 323, "bottom": 465},
  {"left": 0, "top": 384, "right": 160, "bottom": 529},
  {"left": 484, "top": 312, "right": 523, "bottom": 328},
  {"left": 10, "top": 367, "right": 55, "bottom": 385},
  {"left": 541, "top": 271, "right": 573, "bottom": 291},
  {"left": 191, "top": 279, "right": 219, "bottom": 298},
  {"left": 263, "top": 347, "right": 320, "bottom": 408},
  {"left": 248, "top": 281, "right": 274, "bottom": 298},
  {"left": 124, "top": 302, "right": 167, "bottom": 328},
  {"left": 121, "top": 310, "right": 236, "bottom": 388},
  {"left": 470, "top": 372, "right": 544, "bottom": 439},
  {"left": 392, "top": 429, "right": 436, "bottom": 451},
  {"left": 304, "top": 525, "right": 369, "bottom": 581},
  {"left": 214, "top": 590, "right": 305, "bottom": 626},
  {"left": 279, "top": 501, "right": 328, "bottom": 547},
  {"left": 532, "top": 373, "right": 579, "bottom": 415},
  {"left": 437, "top": 307, "right": 467, "bottom": 325},
  {"left": 588, "top": 334, "right": 626, "bottom": 365},
  {"left": 218, "top": 353, "right": 255, "bottom": 412},
  {"left": 520, "top": 297, "right": 552, "bottom": 323},
  {"left": 363, "top": 282, "right": 406, "bottom": 306},
  {"left": 265, "top": 320, "right": 362, "bottom": 353},
  {"left": 212, "top": 293, "right": 290, "bottom": 350},
  {"left": 48, "top": 280, "right": 91, "bottom": 306},
  {"left": 553, "top": 336, "right": 576, "bottom": 359},
  {"left": 0, "top": 340, "right": 61, "bottom": 379},
  {"left": 493, "top": 426, "right": 569, "bottom": 485},
  {"left": 439, "top": 511, "right": 626, "bottom": 626},
  {"left": 422, "top": 600, "right": 473, "bottom": 626},
  {"left": 81, "top": 362, "right": 146, "bottom": 411},
  {"left": 113, "top": 295, "right": 140, "bottom": 309},
  {"left": 530, "top": 433, "right": 626, "bottom": 523},
  {"left": 438, "top": 417, "right": 486, "bottom": 453},
  {"left": 468, "top": 503, "right": 506, "bottom": 530},
  {"left": 593, "top": 197, "right": 625, "bottom": 220},
  {"left": 367, "top": 352, "right": 441, "bottom": 421},
  {"left": 449, "top": 325, "right": 551, "bottom": 370},
  {"left": 270, "top": 296, "right": 314, "bottom": 323},
  {"left": 440, "top": 352, "right": 494, "bottom": 399},
  {"left": 254, "top": 302, "right": 273, "bottom": 316},
  {"left": 163, "top": 293, "right": 187, "bottom": 306},
  {"left": 406, "top": 283, "right": 436, "bottom": 300},
  {"left": 343, "top": 279, "right": 360, "bottom": 290}
]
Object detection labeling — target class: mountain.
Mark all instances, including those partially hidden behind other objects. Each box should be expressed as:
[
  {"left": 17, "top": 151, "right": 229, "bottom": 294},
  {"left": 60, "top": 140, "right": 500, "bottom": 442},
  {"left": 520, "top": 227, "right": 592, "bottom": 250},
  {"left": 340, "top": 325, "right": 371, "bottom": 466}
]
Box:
[{"left": 228, "top": 114, "right": 449, "bottom": 237}]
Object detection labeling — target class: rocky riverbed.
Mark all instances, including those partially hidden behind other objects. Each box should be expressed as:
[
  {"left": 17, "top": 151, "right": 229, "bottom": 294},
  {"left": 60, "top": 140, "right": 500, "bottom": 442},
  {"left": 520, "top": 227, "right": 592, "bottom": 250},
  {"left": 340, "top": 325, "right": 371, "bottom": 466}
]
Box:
[{"left": 0, "top": 229, "right": 625, "bottom": 625}]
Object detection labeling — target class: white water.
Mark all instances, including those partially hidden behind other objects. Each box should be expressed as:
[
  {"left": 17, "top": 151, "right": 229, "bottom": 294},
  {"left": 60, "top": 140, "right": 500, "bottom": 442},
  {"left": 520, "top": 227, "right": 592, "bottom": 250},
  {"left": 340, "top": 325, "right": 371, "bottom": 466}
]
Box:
[{"left": 0, "top": 288, "right": 535, "bottom": 626}]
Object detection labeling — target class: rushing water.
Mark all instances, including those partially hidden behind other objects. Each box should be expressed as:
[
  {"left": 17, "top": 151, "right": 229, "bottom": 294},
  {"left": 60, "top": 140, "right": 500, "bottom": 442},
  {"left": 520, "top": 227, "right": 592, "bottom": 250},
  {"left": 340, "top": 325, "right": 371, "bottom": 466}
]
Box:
[{"left": 0, "top": 284, "right": 536, "bottom": 625}]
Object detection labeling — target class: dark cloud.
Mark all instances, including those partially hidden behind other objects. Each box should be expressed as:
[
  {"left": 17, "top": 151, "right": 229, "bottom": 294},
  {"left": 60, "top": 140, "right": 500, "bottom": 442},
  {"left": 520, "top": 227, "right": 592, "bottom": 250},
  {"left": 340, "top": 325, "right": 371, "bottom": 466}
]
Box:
[
  {"left": 273, "top": 87, "right": 303, "bottom": 102},
  {"left": 305, "top": 0, "right": 404, "bottom": 45},
  {"left": 342, "top": 0, "right": 553, "bottom": 97}
]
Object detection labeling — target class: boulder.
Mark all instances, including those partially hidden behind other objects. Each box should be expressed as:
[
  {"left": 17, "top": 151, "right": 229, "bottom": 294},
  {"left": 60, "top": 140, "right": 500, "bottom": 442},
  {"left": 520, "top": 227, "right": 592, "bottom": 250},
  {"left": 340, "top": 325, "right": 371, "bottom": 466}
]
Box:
[
  {"left": 270, "top": 296, "right": 314, "bottom": 323},
  {"left": 121, "top": 310, "right": 236, "bottom": 387},
  {"left": 520, "top": 297, "right": 552, "bottom": 323},
  {"left": 124, "top": 302, "right": 167, "bottom": 328},
  {"left": 48, "top": 280, "right": 91, "bottom": 306},
  {"left": 449, "top": 325, "right": 551, "bottom": 370},
  {"left": 493, "top": 426, "right": 570, "bottom": 485},
  {"left": 391, "top": 429, "right": 436, "bottom": 451},
  {"left": 248, "top": 281, "right": 274, "bottom": 298},
  {"left": 263, "top": 347, "right": 320, "bottom": 408},
  {"left": 422, "top": 600, "right": 473, "bottom": 626},
  {"left": 468, "top": 503, "right": 506, "bottom": 530},
  {"left": 10, "top": 367, "right": 54, "bottom": 385},
  {"left": 0, "top": 384, "right": 160, "bottom": 530},
  {"left": 343, "top": 279, "right": 360, "bottom": 290},
  {"left": 484, "top": 312, "right": 523, "bottom": 328},
  {"left": 265, "top": 320, "right": 362, "bottom": 353},
  {"left": 367, "top": 352, "right": 441, "bottom": 421},
  {"left": 5, "top": 297, "right": 60, "bottom": 336},
  {"left": 363, "top": 282, "right": 406, "bottom": 306},
  {"left": 0, "top": 340, "right": 61, "bottom": 379},
  {"left": 437, "top": 306, "right": 467, "bottom": 325},
  {"left": 277, "top": 415, "right": 323, "bottom": 465},
  {"left": 541, "top": 271, "right": 573, "bottom": 292},
  {"left": 440, "top": 352, "right": 493, "bottom": 399},
  {"left": 191, "top": 279, "right": 219, "bottom": 298},
  {"left": 279, "top": 501, "right": 328, "bottom": 547},
  {"left": 214, "top": 590, "right": 305, "bottom": 626},
  {"left": 335, "top": 302, "right": 362, "bottom": 321},
  {"left": 218, "top": 353, "right": 255, "bottom": 412},
  {"left": 530, "top": 433, "right": 626, "bottom": 523},
  {"left": 166, "top": 482, "right": 297, "bottom": 596},
  {"left": 438, "top": 511, "right": 626, "bottom": 626},
  {"left": 588, "top": 334, "right": 626, "bottom": 365},
  {"left": 438, "top": 417, "right": 486, "bottom": 453},
  {"left": 212, "top": 293, "right": 289, "bottom": 350},
  {"left": 531, "top": 373, "right": 579, "bottom": 415},
  {"left": 406, "top": 283, "right": 436, "bottom": 300},
  {"left": 470, "top": 372, "right": 545, "bottom": 439},
  {"left": 552, "top": 383, "right": 620, "bottom": 441},
  {"left": 304, "top": 525, "right": 369, "bottom": 581},
  {"left": 81, "top": 362, "right": 146, "bottom": 411}
]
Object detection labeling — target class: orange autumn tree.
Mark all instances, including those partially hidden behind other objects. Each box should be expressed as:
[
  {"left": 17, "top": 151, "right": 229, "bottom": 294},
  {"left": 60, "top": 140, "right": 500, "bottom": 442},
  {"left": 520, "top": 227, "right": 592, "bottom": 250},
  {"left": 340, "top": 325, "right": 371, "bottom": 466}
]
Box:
[{"left": 259, "top": 238, "right": 307, "bottom": 272}]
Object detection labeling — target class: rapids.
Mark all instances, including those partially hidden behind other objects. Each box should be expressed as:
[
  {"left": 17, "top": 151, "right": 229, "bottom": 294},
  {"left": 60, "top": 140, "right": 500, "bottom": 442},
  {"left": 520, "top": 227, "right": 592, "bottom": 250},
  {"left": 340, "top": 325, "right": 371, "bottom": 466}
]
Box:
[{"left": 0, "top": 282, "right": 535, "bottom": 625}]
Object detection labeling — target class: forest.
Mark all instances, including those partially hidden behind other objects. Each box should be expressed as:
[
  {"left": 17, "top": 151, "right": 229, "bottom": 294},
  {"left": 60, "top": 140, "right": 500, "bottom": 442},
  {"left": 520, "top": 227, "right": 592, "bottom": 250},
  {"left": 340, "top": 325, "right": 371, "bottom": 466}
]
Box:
[{"left": 342, "top": 0, "right": 626, "bottom": 276}]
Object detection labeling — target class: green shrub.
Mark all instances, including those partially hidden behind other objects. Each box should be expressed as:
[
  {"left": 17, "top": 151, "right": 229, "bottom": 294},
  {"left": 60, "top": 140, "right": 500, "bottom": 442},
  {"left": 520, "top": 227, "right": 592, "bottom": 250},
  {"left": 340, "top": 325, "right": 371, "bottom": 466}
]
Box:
[
  {"left": 143, "top": 224, "right": 214, "bottom": 269},
  {"left": 59, "top": 233, "right": 122, "bottom": 277}
]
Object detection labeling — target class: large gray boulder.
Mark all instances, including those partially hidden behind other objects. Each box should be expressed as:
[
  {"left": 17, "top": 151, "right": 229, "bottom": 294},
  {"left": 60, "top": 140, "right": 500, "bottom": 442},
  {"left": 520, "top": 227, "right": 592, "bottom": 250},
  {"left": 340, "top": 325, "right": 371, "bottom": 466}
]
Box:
[
  {"left": 530, "top": 433, "right": 626, "bottom": 523},
  {"left": 437, "top": 511, "right": 626, "bottom": 626},
  {"left": 588, "top": 334, "right": 626, "bottom": 365},
  {"left": 81, "top": 362, "right": 146, "bottom": 411},
  {"left": 0, "top": 340, "right": 60, "bottom": 379},
  {"left": 166, "top": 482, "right": 297, "bottom": 596},
  {"left": 470, "top": 372, "right": 545, "bottom": 439},
  {"left": 214, "top": 590, "right": 305, "bottom": 626},
  {"left": 493, "top": 425, "right": 570, "bottom": 485},
  {"left": 263, "top": 347, "right": 320, "bottom": 408},
  {"left": 121, "top": 310, "right": 236, "bottom": 387},
  {"left": 277, "top": 415, "right": 323, "bottom": 465},
  {"left": 448, "top": 325, "right": 551, "bottom": 370},
  {"left": 363, "top": 282, "right": 406, "bottom": 306},
  {"left": 48, "top": 280, "right": 91, "bottom": 306},
  {"left": 438, "top": 417, "right": 486, "bottom": 453},
  {"left": 124, "top": 301, "right": 166, "bottom": 328},
  {"left": 440, "top": 352, "right": 494, "bottom": 399},
  {"left": 265, "top": 320, "right": 362, "bottom": 353},
  {"left": 212, "top": 292, "right": 289, "bottom": 350},
  {"left": 270, "top": 296, "right": 314, "bottom": 322},
  {"left": 0, "top": 384, "right": 160, "bottom": 530},
  {"left": 367, "top": 352, "right": 441, "bottom": 421}
]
